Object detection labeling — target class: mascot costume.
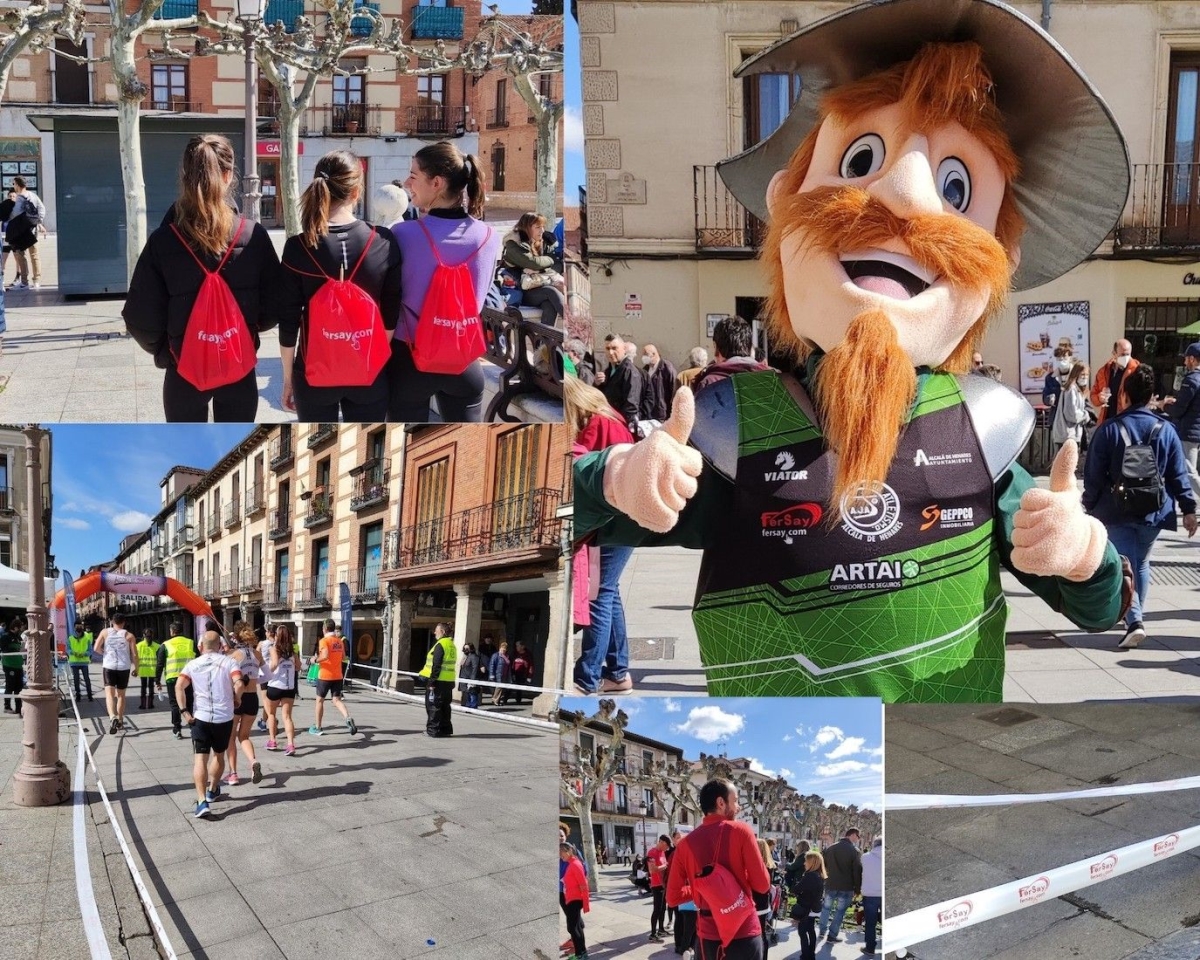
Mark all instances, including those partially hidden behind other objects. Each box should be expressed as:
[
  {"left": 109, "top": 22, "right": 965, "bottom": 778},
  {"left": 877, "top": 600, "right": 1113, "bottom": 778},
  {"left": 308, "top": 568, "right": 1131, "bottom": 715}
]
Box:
[{"left": 574, "top": 0, "right": 1134, "bottom": 702}]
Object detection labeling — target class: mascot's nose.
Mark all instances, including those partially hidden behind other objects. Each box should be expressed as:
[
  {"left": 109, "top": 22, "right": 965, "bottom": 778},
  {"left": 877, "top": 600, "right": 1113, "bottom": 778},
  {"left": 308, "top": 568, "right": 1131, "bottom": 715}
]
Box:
[{"left": 867, "top": 136, "right": 944, "bottom": 221}]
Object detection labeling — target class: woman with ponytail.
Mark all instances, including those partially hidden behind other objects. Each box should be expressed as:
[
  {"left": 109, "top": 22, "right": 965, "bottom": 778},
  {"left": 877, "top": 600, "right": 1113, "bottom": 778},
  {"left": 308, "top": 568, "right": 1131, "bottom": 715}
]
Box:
[
  {"left": 277, "top": 150, "right": 402, "bottom": 422},
  {"left": 389, "top": 141, "right": 503, "bottom": 422},
  {"left": 124, "top": 134, "right": 280, "bottom": 421}
]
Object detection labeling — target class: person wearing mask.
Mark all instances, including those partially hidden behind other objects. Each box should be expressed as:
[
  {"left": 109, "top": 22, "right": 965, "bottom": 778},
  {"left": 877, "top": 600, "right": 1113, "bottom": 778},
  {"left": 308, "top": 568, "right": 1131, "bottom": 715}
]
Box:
[
  {"left": 1051, "top": 362, "right": 1091, "bottom": 456},
  {"left": 265, "top": 624, "right": 301, "bottom": 756},
  {"left": 560, "top": 842, "right": 591, "bottom": 960},
  {"left": 457, "top": 642, "right": 480, "bottom": 709},
  {"left": 819, "top": 828, "right": 862, "bottom": 946},
  {"left": 790, "top": 851, "right": 826, "bottom": 960},
  {"left": 278, "top": 151, "right": 403, "bottom": 422},
  {"left": 7, "top": 175, "right": 45, "bottom": 290},
  {"left": 419, "top": 621, "right": 457, "bottom": 736},
  {"left": 566, "top": 376, "right": 636, "bottom": 696},
  {"left": 1164, "top": 342, "right": 1200, "bottom": 501},
  {"left": 487, "top": 639, "right": 511, "bottom": 706},
  {"left": 860, "top": 837, "right": 882, "bottom": 957},
  {"left": 666, "top": 778, "right": 771, "bottom": 960},
  {"left": 389, "top": 142, "right": 503, "bottom": 422},
  {"left": 177, "top": 632, "right": 245, "bottom": 819},
  {"left": 501, "top": 212, "right": 565, "bottom": 327},
  {"left": 66, "top": 622, "right": 94, "bottom": 703},
  {"left": 647, "top": 834, "right": 670, "bottom": 943},
  {"left": 124, "top": 134, "right": 281, "bottom": 421},
  {"left": 641, "top": 343, "right": 678, "bottom": 423},
  {"left": 1042, "top": 345, "right": 1074, "bottom": 409},
  {"left": 135, "top": 628, "right": 160, "bottom": 711},
  {"left": 594, "top": 333, "right": 643, "bottom": 433},
  {"left": 1091, "top": 339, "right": 1139, "bottom": 424},
  {"left": 155, "top": 622, "right": 197, "bottom": 740},
  {"left": 1084, "top": 363, "right": 1198, "bottom": 649},
  {"left": 94, "top": 614, "right": 136, "bottom": 734},
  {"left": 691, "top": 316, "right": 768, "bottom": 393}
]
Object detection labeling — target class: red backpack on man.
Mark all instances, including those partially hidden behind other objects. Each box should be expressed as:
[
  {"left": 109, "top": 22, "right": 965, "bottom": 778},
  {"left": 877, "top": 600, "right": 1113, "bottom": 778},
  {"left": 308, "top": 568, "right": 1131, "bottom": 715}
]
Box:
[
  {"left": 689, "top": 821, "right": 760, "bottom": 948},
  {"left": 288, "top": 231, "right": 390, "bottom": 387},
  {"left": 169, "top": 220, "right": 257, "bottom": 391},
  {"left": 411, "top": 221, "right": 491, "bottom": 375}
]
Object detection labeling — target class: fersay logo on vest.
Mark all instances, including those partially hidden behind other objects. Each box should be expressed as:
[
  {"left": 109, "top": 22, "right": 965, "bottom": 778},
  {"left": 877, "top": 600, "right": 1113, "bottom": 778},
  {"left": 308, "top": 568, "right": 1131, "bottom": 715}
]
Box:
[
  {"left": 764, "top": 450, "right": 808, "bottom": 483},
  {"left": 919, "top": 504, "right": 977, "bottom": 532},
  {"left": 839, "top": 484, "right": 903, "bottom": 542},
  {"left": 913, "top": 448, "right": 974, "bottom": 468},
  {"left": 761, "top": 502, "right": 822, "bottom": 543},
  {"left": 828, "top": 557, "right": 920, "bottom": 592}
]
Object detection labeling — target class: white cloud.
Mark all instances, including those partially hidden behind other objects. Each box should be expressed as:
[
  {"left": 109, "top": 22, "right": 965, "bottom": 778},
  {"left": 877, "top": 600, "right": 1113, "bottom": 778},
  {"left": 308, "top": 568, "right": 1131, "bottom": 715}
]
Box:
[
  {"left": 870, "top": 763, "right": 884, "bottom": 773},
  {"left": 673, "top": 705, "right": 745, "bottom": 743},
  {"left": 816, "top": 760, "right": 868, "bottom": 777},
  {"left": 780, "top": 768, "right": 794, "bottom": 780},
  {"left": 869, "top": 746, "right": 884, "bottom": 757},
  {"left": 57, "top": 518, "right": 90, "bottom": 531},
  {"left": 111, "top": 510, "right": 152, "bottom": 533},
  {"left": 565, "top": 105, "right": 584, "bottom": 155},
  {"left": 747, "top": 757, "right": 776, "bottom": 778},
  {"left": 826, "top": 736, "right": 866, "bottom": 760},
  {"left": 809, "top": 725, "right": 844, "bottom": 752},
  {"left": 782, "top": 733, "right": 792, "bottom": 742},
  {"left": 662, "top": 698, "right": 681, "bottom": 713}
]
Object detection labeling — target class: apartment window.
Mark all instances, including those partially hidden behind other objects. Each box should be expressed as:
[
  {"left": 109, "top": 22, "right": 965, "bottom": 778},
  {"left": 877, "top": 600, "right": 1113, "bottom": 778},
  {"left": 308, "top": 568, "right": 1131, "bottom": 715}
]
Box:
[
  {"left": 742, "top": 63, "right": 801, "bottom": 149},
  {"left": 230, "top": 544, "right": 239, "bottom": 582},
  {"left": 317, "top": 457, "right": 331, "bottom": 494},
  {"left": 643, "top": 788, "right": 655, "bottom": 817},
  {"left": 54, "top": 38, "right": 90, "bottom": 104},
  {"left": 212, "top": 489, "right": 221, "bottom": 522},
  {"left": 615, "top": 783, "right": 627, "bottom": 810},
  {"left": 0, "top": 540, "right": 11, "bottom": 568},
  {"left": 151, "top": 63, "right": 188, "bottom": 110},
  {"left": 414, "top": 457, "right": 449, "bottom": 557},
  {"left": 579, "top": 731, "right": 594, "bottom": 758},
  {"left": 538, "top": 71, "right": 553, "bottom": 100},
  {"left": 494, "top": 426, "right": 539, "bottom": 534},
  {"left": 333, "top": 62, "right": 365, "bottom": 134},
  {"left": 361, "top": 521, "right": 383, "bottom": 590},
  {"left": 212, "top": 553, "right": 220, "bottom": 586},
  {"left": 251, "top": 535, "right": 262, "bottom": 581},
  {"left": 642, "top": 750, "right": 654, "bottom": 773},
  {"left": 197, "top": 559, "right": 205, "bottom": 589},
  {"left": 494, "top": 78, "right": 507, "bottom": 123},
  {"left": 231, "top": 471, "right": 241, "bottom": 506},
  {"left": 313, "top": 537, "right": 330, "bottom": 595},
  {"left": 418, "top": 64, "right": 445, "bottom": 105},
  {"left": 0, "top": 454, "right": 8, "bottom": 509},
  {"left": 1165, "top": 53, "right": 1200, "bottom": 242},
  {"left": 279, "top": 479, "right": 291, "bottom": 513},
  {"left": 367, "top": 428, "right": 386, "bottom": 483},
  {"left": 276, "top": 548, "right": 289, "bottom": 600},
  {"left": 491, "top": 144, "right": 506, "bottom": 192}
]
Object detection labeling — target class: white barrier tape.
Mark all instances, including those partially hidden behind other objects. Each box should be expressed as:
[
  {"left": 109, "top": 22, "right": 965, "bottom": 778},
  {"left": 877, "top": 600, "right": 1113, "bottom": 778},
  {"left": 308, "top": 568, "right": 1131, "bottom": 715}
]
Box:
[
  {"left": 887, "top": 774, "right": 1200, "bottom": 810},
  {"left": 886, "top": 824, "right": 1200, "bottom": 954},
  {"left": 343, "top": 660, "right": 569, "bottom": 696},
  {"left": 65, "top": 676, "right": 179, "bottom": 959},
  {"left": 343, "top": 676, "right": 558, "bottom": 732}
]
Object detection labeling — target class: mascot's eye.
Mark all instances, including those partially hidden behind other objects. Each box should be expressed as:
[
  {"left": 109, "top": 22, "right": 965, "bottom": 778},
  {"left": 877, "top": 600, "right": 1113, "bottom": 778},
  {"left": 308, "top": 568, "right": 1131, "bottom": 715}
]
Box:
[
  {"left": 839, "top": 135, "right": 885, "bottom": 179},
  {"left": 937, "top": 157, "right": 971, "bottom": 211}
]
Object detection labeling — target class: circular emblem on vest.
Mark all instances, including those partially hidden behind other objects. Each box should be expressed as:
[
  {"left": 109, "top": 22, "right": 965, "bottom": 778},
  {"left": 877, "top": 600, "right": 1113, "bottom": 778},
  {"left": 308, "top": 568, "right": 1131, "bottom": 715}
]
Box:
[{"left": 839, "top": 483, "right": 903, "bottom": 542}]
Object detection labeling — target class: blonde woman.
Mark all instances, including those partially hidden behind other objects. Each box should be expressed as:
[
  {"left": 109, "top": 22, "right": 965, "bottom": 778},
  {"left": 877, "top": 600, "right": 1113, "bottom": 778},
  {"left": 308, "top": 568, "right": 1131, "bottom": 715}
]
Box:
[
  {"left": 1052, "top": 361, "right": 1091, "bottom": 454},
  {"left": 792, "top": 852, "right": 826, "bottom": 960}
]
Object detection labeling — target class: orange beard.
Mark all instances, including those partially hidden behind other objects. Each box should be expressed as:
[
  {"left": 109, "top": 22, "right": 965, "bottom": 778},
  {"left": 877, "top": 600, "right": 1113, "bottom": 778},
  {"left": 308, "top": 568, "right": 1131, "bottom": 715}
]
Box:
[{"left": 813, "top": 309, "right": 917, "bottom": 517}]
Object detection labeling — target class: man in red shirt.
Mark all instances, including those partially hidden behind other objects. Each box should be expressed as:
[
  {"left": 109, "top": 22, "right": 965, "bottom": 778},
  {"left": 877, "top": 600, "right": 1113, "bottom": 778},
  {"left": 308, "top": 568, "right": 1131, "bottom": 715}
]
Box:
[
  {"left": 666, "top": 778, "right": 771, "bottom": 960},
  {"left": 647, "top": 834, "right": 671, "bottom": 942}
]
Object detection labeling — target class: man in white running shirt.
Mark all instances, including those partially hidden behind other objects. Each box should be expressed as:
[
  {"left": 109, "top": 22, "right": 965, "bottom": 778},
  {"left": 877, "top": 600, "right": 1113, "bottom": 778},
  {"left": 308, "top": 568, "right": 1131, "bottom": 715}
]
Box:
[
  {"left": 176, "top": 632, "right": 244, "bottom": 819},
  {"left": 93, "top": 613, "right": 136, "bottom": 734}
]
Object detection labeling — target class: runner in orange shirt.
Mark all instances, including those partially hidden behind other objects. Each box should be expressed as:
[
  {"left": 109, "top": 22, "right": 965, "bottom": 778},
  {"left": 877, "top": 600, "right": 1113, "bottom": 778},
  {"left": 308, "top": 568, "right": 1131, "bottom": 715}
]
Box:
[{"left": 309, "top": 618, "right": 356, "bottom": 736}]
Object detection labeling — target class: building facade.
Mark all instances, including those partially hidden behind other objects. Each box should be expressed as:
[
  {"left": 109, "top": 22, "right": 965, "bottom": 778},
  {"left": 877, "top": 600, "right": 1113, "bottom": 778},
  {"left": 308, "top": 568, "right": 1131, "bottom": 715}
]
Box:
[
  {"left": 0, "top": 427, "right": 54, "bottom": 580},
  {"left": 579, "top": 0, "right": 1200, "bottom": 399}
]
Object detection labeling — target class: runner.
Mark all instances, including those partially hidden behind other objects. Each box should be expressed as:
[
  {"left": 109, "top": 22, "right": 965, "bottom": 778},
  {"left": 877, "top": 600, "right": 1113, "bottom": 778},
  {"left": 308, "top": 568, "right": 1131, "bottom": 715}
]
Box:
[
  {"left": 256, "top": 623, "right": 276, "bottom": 732},
  {"left": 223, "top": 625, "right": 264, "bottom": 786},
  {"left": 265, "top": 624, "right": 301, "bottom": 756},
  {"left": 176, "top": 631, "right": 244, "bottom": 818},
  {"left": 94, "top": 614, "right": 136, "bottom": 734},
  {"left": 310, "top": 618, "right": 356, "bottom": 736},
  {"left": 156, "top": 622, "right": 197, "bottom": 740}
]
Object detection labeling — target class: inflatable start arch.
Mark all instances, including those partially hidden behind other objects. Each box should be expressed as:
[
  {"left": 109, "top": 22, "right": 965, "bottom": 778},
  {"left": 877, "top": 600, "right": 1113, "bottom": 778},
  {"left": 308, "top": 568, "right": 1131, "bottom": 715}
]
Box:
[{"left": 53, "top": 572, "right": 216, "bottom": 620}]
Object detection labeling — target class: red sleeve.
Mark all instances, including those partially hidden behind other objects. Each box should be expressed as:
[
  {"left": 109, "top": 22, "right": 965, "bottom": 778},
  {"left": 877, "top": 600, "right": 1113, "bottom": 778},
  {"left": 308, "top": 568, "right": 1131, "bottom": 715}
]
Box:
[
  {"left": 736, "top": 823, "right": 771, "bottom": 894},
  {"left": 666, "top": 842, "right": 691, "bottom": 908},
  {"left": 576, "top": 416, "right": 603, "bottom": 452}
]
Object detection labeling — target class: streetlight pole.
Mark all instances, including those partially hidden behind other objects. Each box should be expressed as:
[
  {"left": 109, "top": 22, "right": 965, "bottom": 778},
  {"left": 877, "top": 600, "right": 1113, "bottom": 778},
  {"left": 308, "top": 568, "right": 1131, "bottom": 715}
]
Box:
[
  {"left": 639, "top": 801, "right": 647, "bottom": 857},
  {"left": 236, "top": 0, "right": 267, "bottom": 224},
  {"left": 13, "top": 426, "right": 70, "bottom": 807}
]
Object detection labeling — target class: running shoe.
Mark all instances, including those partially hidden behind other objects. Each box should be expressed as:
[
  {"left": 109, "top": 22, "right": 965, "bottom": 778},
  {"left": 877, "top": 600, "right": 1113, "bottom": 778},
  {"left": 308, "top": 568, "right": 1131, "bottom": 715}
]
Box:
[
  {"left": 173, "top": 730, "right": 183, "bottom": 740},
  {"left": 308, "top": 725, "right": 323, "bottom": 736},
  {"left": 193, "top": 800, "right": 210, "bottom": 819},
  {"left": 223, "top": 772, "right": 240, "bottom": 786},
  {"left": 251, "top": 760, "right": 263, "bottom": 785},
  {"left": 347, "top": 718, "right": 357, "bottom": 735},
  {"left": 1119, "top": 621, "right": 1147, "bottom": 649},
  {"left": 257, "top": 718, "right": 267, "bottom": 732},
  {"left": 265, "top": 739, "right": 278, "bottom": 751},
  {"left": 284, "top": 744, "right": 296, "bottom": 756},
  {"left": 109, "top": 716, "right": 118, "bottom": 734},
  {"left": 204, "top": 787, "right": 220, "bottom": 804}
]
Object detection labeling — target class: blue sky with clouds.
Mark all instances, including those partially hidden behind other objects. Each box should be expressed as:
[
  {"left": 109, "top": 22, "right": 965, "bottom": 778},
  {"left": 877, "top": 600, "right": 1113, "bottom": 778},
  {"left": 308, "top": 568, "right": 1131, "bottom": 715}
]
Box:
[
  {"left": 50, "top": 425, "right": 254, "bottom": 580},
  {"left": 562, "top": 697, "right": 883, "bottom": 811}
]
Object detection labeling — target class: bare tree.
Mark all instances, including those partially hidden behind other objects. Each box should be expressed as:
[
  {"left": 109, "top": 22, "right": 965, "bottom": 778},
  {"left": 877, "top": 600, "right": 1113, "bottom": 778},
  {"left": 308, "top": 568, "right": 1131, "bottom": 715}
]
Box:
[
  {"left": 0, "top": 1, "right": 86, "bottom": 104},
  {"left": 558, "top": 699, "right": 628, "bottom": 894},
  {"left": 460, "top": 14, "right": 562, "bottom": 222},
  {"left": 640, "top": 757, "right": 700, "bottom": 834}
]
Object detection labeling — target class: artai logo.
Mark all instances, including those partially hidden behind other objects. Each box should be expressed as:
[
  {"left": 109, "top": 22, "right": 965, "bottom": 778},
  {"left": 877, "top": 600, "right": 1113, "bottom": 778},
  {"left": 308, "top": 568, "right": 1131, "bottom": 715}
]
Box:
[
  {"left": 1018, "top": 876, "right": 1050, "bottom": 904},
  {"left": 1153, "top": 835, "right": 1180, "bottom": 858},
  {"left": 1089, "top": 855, "right": 1118, "bottom": 879},
  {"left": 936, "top": 900, "right": 972, "bottom": 930}
]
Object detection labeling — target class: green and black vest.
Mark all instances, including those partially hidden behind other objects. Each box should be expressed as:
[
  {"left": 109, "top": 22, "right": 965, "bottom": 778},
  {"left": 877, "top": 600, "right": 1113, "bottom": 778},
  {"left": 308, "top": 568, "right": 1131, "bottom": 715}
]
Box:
[{"left": 689, "top": 369, "right": 1032, "bottom": 703}]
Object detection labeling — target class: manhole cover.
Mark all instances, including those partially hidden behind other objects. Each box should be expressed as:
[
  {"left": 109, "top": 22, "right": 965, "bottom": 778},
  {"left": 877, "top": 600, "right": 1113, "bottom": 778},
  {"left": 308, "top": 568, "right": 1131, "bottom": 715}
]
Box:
[
  {"left": 629, "top": 637, "right": 676, "bottom": 661},
  {"left": 978, "top": 706, "right": 1040, "bottom": 727},
  {"left": 1006, "top": 631, "right": 1067, "bottom": 650},
  {"left": 1149, "top": 561, "right": 1200, "bottom": 587}
]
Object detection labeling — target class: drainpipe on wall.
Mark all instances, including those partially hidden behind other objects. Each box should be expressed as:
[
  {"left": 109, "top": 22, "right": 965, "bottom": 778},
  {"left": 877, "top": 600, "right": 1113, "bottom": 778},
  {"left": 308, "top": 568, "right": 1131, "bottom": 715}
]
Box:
[{"left": 1041, "top": 0, "right": 1052, "bottom": 32}]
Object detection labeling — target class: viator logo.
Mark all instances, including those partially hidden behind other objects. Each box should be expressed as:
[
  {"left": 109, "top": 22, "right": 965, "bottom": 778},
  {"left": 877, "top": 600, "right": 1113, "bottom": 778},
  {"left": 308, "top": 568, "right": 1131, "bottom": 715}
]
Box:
[{"left": 764, "top": 450, "right": 808, "bottom": 483}]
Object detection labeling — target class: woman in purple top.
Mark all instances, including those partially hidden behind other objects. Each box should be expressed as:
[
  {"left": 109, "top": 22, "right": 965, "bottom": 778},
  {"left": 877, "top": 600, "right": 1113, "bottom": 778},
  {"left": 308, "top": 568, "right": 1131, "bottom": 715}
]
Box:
[{"left": 389, "top": 142, "right": 502, "bottom": 422}]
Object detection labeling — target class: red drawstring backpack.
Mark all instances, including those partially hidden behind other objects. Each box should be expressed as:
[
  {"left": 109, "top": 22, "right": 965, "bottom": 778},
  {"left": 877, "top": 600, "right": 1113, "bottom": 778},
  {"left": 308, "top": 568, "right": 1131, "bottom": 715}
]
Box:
[
  {"left": 411, "top": 220, "right": 491, "bottom": 375},
  {"left": 169, "top": 219, "right": 257, "bottom": 392},
  {"left": 691, "top": 823, "right": 760, "bottom": 952},
  {"left": 287, "top": 230, "right": 389, "bottom": 387}
]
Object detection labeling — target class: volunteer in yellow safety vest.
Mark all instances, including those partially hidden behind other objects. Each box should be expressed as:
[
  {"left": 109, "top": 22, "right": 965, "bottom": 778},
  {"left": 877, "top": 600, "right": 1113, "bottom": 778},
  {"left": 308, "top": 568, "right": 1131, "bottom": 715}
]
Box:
[
  {"left": 419, "top": 621, "right": 457, "bottom": 738},
  {"left": 67, "top": 623, "right": 95, "bottom": 702},
  {"left": 136, "top": 628, "right": 161, "bottom": 711},
  {"left": 155, "top": 622, "right": 198, "bottom": 739}
]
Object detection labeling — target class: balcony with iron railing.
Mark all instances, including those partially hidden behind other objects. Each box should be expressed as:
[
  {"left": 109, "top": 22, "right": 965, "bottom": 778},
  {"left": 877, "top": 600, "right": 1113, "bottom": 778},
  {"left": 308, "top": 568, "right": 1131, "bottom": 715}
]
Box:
[
  {"left": 206, "top": 513, "right": 221, "bottom": 539},
  {"left": 262, "top": 582, "right": 290, "bottom": 609},
  {"left": 245, "top": 483, "right": 266, "bottom": 517},
  {"left": 270, "top": 434, "right": 294, "bottom": 470},
  {"left": 408, "top": 3, "right": 464, "bottom": 39},
  {"left": 350, "top": 460, "right": 390, "bottom": 512},
  {"left": 306, "top": 103, "right": 382, "bottom": 138},
  {"left": 486, "top": 107, "right": 509, "bottom": 129},
  {"left": 307, "top": 423, "right": 338, "bottom": 448},
  {"left": 405, "top": 104, "right": 467, "bottom": 138},
  {"left": 694, "top": 164, "right": 766, "bottom": 253},
  {"left": 241, "top": 563, "right": 263, "bottom": 592},
  {"left": 263, "top": 0, "right": 304, "bottom": 30},
  {"left": 268, "top": 507, "right": 291, "bottom": 540},
  {"left": 219, "top": 570, "right": 239, "bottom": 596},
  {"left": 346, "top": 566, "right": 385, "bottom": 604},
  {"left": 0, "top": 488, "right": 13, "bottom": 513},
  {"left": 143, "top": 98, "right": 202, "bottom": 113},
  {"left": 1116, "top": 163, "right": 1200, "bottom": 253},
  {"left": 171, "top": 525, "right": 196, "bottom": 554},
  {"left": 153, "top": 0, "right": 197, "bottom": 17},
  {"left": 224, "top": 500, "right": 241, "bottom": 529},
  {"left": 303, "top": 493, "right": 334, "bottom": 529},
  {"left": 384, "top": 488, "right": 562, "bottom": 574},
  {"left": 297, "top": 576, "right": 332, "bottom": 609}
]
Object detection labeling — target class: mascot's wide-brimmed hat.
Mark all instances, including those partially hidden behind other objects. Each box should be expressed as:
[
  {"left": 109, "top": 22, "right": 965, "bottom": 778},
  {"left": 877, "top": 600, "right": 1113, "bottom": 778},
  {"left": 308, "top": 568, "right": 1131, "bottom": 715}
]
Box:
[{"left": 717, "top": 0, "right": 1130, "bottom": 291}]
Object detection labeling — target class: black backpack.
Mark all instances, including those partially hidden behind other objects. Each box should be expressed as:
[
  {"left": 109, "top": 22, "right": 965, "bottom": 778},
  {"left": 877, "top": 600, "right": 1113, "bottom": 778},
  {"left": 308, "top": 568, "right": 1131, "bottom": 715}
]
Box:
[{"left": 1113, "top": 421, "right": 1165, "bottom": 517}]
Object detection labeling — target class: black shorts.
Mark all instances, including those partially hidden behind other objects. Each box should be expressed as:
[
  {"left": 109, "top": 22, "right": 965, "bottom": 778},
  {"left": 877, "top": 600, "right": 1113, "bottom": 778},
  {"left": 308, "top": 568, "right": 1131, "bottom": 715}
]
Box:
[
  {"left": 265, "top": 685, "right": 297, "bottom": 702},
  {"left": 191, "top": 718, "right": 234, "bottom": 755},
  {"left": 315, "top": 679, "right": 343, "bottom": 699},
  {"left": 103, "top": 669, "right": 131, "bottom": 690},
  {"left": 235, "top": 691, "right": 260, "bottom": 716}
]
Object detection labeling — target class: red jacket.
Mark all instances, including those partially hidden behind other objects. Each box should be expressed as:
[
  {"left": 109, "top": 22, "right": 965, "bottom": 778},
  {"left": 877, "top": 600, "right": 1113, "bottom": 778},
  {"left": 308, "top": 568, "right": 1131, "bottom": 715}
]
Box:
[
  {"left": 666, "top": 815, "right": 770, "bottom": 943},
  {"left": 1090, "top": 357, "right": 1140, "bottom": 424},
  {"left": 576, "top": 410, "right": 635, "bottom": 453},
  {"left": 562, "top": 856, "right": 590, "bottom": 911}
]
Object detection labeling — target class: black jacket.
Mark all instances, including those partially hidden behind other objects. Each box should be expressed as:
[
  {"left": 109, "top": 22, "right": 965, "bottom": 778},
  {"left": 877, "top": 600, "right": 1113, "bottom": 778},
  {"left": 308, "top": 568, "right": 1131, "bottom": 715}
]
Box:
[
  {"left": 642, "top": 359, "right": 678, "bottom": 421},
  {"left": 1168, "top": 369, "right": 1200, "bottom": 443},
  {"left": 823, "top": 839, "right": 862, "bottom": 893},
  {"left": 601, "top": 357, "right": 644, "bottom": 428},
  {"left": 792, "top": 870, "right": 824, "bottom": 917},
  {"left": 124, "top": 217, "right": 281, "bottom": 370}
]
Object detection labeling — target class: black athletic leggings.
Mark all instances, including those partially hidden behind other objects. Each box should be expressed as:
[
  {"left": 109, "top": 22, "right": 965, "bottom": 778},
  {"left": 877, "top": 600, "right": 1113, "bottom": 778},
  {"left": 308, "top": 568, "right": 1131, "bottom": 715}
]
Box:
[
  {"left": 292, "top": 366, "right": 389, "bottom": 423},
  {"left": 651, "top": 887, "right": 666, "bottom": 936},
  {"left": 699, "top": 935, "right": 764, "bottom": 960},
  {"left": 386, "top": 339, "right": 484, "bottom": 423},
  {"left": 564, "top": 899, "right": 586, "bottom": 955},
  {"left": 163, "top": 366, "right": 258, "bottom": 422}
]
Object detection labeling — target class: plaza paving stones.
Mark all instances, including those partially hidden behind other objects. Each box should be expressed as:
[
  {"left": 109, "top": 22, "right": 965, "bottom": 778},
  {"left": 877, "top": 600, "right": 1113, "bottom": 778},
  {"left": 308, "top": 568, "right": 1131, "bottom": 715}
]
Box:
[{"left": 886, "top": 703, "right": 1200, "bottom": 960}]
